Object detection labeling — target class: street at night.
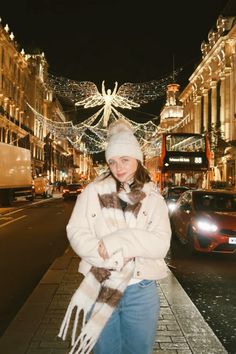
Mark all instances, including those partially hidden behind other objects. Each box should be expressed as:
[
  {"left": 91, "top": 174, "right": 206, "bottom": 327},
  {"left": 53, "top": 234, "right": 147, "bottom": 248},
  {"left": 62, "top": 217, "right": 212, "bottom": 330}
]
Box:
[
  {"left": 1, "top": 0, "right": 236, "bottom": 353},
  {"left": 167, "top": 237, "right": 236, "bottom": 354},
  {"left": 0, "top": 197, "right": 235, "bottom": 353},
  {"left": 0, "top": 196, "right": 72, "bottom": 336}
]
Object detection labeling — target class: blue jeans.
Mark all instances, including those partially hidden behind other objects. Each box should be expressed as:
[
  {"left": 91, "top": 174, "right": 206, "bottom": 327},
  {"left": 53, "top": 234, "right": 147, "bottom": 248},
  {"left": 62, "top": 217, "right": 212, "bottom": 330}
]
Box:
[{"left": 93, "top": 280, "right": 160, "bottom": 354}]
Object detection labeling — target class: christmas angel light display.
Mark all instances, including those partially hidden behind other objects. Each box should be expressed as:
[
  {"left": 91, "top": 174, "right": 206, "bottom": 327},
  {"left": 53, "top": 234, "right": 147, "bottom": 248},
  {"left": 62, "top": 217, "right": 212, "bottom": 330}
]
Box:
[{"left": 48, "top": 69, "right": 181, "bottom": 127}]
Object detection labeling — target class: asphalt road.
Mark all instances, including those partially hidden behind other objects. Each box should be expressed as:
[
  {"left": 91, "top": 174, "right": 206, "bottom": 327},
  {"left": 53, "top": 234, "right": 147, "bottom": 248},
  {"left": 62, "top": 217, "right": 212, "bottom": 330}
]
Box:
[
  {"left": 166, "top": 236, "right": 236, "bottom": 354},
  {"left": 0, "top": 197, "right": 235, "bottom": 353},
  {"left": 0, "top": 197, "right": 74, "bottom": 336}
]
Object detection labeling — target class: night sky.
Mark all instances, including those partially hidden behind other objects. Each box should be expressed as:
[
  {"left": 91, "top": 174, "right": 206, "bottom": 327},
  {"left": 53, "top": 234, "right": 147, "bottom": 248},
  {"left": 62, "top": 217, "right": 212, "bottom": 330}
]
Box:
[{"left": 0, "top": 0, "right": 232, "bottom": 118}]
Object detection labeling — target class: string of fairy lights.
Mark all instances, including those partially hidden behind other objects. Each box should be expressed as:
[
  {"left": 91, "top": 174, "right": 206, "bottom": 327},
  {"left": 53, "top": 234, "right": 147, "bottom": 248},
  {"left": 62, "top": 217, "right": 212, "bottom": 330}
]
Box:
[{"left": 27, "top": 69, "right": 185, "bottom": 158}]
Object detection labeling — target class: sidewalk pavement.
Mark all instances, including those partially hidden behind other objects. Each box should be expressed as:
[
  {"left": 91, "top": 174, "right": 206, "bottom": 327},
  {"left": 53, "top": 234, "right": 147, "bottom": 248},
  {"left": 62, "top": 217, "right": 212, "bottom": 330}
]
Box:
[{"left": 0, "top": 247, "right": 228, "bottom": 354}]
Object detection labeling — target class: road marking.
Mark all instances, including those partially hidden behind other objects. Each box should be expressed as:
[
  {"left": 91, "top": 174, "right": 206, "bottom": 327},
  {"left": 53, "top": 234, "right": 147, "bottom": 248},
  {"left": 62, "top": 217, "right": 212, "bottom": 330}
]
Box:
[
  {"left": 4, "top": 209, "right": 24, "bottom": 215},
  {"left": 0, "top": 215, "right": 27, "bottom": 228},
  {"left": 0, "top": 216, "right": 13, "bottom": 221}
]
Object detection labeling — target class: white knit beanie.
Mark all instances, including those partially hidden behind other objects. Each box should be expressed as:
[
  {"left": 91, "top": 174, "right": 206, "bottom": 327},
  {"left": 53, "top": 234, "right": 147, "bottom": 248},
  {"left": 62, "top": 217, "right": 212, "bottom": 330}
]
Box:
[{"left": 105, "top": 119, "right": 143, "bottom": 163}]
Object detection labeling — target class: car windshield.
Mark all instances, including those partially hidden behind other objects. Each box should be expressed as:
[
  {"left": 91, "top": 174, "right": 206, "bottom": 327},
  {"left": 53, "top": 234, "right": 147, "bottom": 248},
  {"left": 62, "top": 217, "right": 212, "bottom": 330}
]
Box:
[
  {"left": 169, "top": 188, "right": 188, "bottom": 198},
  {"left": 67, "top": 184, "right": 83, "bottom": 190},
  {"left": 194, "top": 193, "right": 236, "bottom": 212}
]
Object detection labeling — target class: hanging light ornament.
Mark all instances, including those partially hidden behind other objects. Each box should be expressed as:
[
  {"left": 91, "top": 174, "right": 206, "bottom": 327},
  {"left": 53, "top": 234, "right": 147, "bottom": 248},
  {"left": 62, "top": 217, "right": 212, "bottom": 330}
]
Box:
[
  {"left": 28, "top": 68, "right": 184, "bottom": 156},
  {"left": 48, "top": 69, "right": 182, "bottom": 127}
]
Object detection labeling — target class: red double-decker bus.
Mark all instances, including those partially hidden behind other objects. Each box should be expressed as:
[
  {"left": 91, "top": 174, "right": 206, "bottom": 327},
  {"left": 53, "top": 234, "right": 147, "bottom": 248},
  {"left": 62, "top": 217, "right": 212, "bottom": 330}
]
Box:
[{"left": 146, "top": 132, "right": 211, "bottom": 190}]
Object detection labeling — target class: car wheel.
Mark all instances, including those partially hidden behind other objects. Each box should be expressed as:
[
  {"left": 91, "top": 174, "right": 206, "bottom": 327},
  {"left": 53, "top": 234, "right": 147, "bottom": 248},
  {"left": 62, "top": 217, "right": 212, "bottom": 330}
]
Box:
[
  {"left": 171, "top": 222, "right": 187, "bottom": 245},
  {"left": 187, "top": 228, "right": 198, "bottom": 255}
]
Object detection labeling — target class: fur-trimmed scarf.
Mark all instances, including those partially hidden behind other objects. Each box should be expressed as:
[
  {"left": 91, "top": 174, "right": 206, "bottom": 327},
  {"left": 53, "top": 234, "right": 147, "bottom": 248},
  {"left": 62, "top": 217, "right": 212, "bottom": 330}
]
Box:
[{"left": 58, "top": 175, "right": 146, "bottom": 354}]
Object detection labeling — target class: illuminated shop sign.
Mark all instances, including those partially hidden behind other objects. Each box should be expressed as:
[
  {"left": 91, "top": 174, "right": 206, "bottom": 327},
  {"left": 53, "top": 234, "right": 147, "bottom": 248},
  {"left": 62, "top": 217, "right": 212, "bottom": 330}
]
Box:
[
  {"left": 168, "top": 156, "right": 203, "bottom": 164},
  {"left": 162, "top": 154, "right": 207, "bottom": 171},
  {"left": 169, "top": 157, "right": 190, "bottom": 163}
]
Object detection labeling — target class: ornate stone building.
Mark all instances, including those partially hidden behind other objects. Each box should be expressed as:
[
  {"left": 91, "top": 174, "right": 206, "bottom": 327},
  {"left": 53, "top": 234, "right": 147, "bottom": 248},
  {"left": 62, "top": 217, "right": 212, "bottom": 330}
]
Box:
[
  {"left": 157, "top": 13, "right": 236, "bottom": 188},
  {"left": 178, "top": 15, "right": 236, "bottom": 186},
  {"left": 0, "top": 20, "right": 74, "bottom": 183}
]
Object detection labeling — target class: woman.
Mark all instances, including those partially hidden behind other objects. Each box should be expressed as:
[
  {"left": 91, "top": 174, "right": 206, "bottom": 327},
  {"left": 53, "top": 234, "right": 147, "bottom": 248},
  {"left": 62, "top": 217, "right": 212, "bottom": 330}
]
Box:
[{"left": 59, "top": 119, "right": 171, "bottom": 354}]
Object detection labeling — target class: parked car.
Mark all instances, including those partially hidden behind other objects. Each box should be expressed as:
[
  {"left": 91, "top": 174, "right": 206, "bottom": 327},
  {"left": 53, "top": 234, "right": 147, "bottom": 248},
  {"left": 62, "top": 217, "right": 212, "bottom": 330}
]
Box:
[
  {"left": 162, "top": 186, "right": 190, "bottom": 213},
  {"left": 170, "top": 189, "right": 236, "bottom": 254},
  {"left": 62, "top": 183, "right": 84, "bottom": 200}
]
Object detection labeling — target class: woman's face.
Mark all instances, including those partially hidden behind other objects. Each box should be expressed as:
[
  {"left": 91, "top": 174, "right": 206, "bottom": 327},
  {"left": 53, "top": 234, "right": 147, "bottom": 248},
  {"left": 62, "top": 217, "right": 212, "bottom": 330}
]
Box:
[{"left": 108, "top": 156, "right": 138, "bottom": 183}]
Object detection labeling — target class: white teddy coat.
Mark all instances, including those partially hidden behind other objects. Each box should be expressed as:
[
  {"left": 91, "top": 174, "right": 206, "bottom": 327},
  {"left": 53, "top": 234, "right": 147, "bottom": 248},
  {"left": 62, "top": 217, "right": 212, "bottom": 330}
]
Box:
[{"left": 66, "top": 175, "right": 172, "bottom": 281}]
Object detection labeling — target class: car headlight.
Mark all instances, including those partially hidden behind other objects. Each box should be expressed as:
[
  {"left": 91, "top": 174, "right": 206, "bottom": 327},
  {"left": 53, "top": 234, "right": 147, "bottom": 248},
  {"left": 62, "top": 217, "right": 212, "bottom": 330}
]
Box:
[
  {"left": 168, "top": 202, "right": 176, "bottom": 212},
  {"left": 196, "top": 220, "right": 218, "bottom": 232}
]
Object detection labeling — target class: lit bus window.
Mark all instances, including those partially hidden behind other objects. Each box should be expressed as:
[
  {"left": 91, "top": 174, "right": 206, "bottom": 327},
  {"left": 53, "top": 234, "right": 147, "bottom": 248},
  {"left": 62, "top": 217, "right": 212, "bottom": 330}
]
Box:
[{"left": 166, "top": 134, "right": 205, "bottom": 152}]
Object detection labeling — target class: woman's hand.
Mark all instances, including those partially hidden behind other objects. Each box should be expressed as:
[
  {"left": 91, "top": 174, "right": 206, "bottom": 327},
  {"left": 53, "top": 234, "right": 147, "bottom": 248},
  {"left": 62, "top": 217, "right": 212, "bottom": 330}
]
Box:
[{"left": 98, "top": 240, "right": 109, "bottom": 260}]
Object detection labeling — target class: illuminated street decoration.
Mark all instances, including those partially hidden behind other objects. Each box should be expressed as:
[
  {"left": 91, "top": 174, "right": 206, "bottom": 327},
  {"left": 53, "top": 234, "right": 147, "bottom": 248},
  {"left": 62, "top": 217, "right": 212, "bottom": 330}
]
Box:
[
  {"left": 48, "top": 70, "right": 182, "bottom": 127},
  {"left": 27, "top": 100, "right": 189, "bottom": 158},
  {"left": 28, "top": 69, "right": 185, "bottom": 156},
  {"left": 27, "top": 102, "right": 161, "bottom": 155},
  {"left": 28, "top": 98, "right": 190, "bottom": 158},
  {"left": 75, "top": 80, "right": 140, "bottom": 127}
]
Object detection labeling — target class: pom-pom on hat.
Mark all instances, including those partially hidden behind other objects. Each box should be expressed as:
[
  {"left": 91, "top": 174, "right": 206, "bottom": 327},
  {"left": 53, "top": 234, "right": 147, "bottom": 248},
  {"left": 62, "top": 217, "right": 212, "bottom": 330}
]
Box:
[{"left": 105, "top": 119, "right": 143, "bottom": 163}]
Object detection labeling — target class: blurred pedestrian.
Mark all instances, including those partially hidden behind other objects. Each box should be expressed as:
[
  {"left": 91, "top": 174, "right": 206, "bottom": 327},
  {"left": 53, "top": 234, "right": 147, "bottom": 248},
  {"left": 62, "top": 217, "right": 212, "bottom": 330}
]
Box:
[
  {"left": 59, "top": 119, "right": 171, "bottom": 354},
  {"left": 56, "top": 180, "right": 61, "bottom": 192}
]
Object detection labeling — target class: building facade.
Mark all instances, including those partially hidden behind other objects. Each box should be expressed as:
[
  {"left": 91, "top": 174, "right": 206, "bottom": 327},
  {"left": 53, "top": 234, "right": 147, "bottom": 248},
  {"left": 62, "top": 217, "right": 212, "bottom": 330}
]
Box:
[
  {"left": 178, "top": 15, "right": 236, "bottom": 187},
  {"left": 0, "top": 20, "right": 92, "bottom": 184},
  {"left": 154, "top": 14, "right": 236, "bottom": 189}
]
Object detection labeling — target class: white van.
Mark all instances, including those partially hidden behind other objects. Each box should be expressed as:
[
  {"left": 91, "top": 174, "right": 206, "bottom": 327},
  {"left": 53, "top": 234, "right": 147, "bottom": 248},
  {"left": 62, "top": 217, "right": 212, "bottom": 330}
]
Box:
[{"left": 33, "top": 177, "right": 53, "bottom": 198}]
